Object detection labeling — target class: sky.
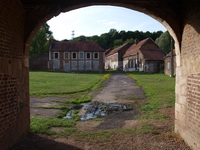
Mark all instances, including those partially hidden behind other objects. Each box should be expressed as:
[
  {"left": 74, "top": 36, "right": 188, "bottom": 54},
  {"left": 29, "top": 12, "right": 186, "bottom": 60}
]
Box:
[{"left": 47, "top": 5, "right": 167, "bottom": 41}]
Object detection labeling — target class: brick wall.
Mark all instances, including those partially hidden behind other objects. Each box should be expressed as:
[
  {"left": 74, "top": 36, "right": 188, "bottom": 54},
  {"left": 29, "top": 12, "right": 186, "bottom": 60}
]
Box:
[
  {"left": 175, "top": 1, "right": 200, "bottom": 150},
  {"left": 29, "top": 54, "right": 49, "bottom": 70},
  {"left": 0, "top": 0, "right": 200, "bottom": 150},
  {"left": 0, "top": 1, "right": 30, "bottom": 150},
  {"left": 187, "top": 74, "right": 200, "bottom": 138}
]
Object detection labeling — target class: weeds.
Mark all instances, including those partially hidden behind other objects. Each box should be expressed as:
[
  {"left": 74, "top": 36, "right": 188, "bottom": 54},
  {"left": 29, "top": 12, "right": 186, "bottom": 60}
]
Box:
[
  {"left": 121, "top": 122, "right": 159, "bottom": 135},
  {"left": 65, "top": 97, "right": 92, "bottom": 104},
  {"left": 163, "top": 132, "right": 183, "bottom": 142},
  {"left": 127, "top": 72, "right": 175, "bottom": 119},
  {"left": 30, "top": 117, "right": 75, "bottom": 135},
  {"left": 125, "top": 96, "right": 142, "bottom": 100},
  {"left": 75, "top": 130, "right": 114, "bottom": 143}
]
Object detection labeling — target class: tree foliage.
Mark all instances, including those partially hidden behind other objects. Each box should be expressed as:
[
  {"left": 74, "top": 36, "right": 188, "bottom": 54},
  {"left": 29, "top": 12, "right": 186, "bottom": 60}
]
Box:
[
  {"left": 30, "top": 23, "right": 53, "bottom": 58},
  {"left": 72, "top": 29, "right": 164, "bottom": 49},
  {"left": 155, "top": 31, "right": 174, "bottom": 53}
]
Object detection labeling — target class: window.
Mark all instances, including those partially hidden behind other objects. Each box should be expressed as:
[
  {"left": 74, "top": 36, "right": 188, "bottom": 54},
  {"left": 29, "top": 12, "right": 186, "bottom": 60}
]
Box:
[
  {"left": 72, "top": 52, "right": 77, "bottom": 59},
  {"left": 64, "top": 52, "right": 69, "bottom": 59},
  {"left": 54, "top": 52, "right": 59, "bottom": 59},
  {"left": 79, "top": 52, "right": 84, "bottom": 59},
  {"left": 86, "top": 52, "right": 91, "bottom": 59},
  {"left": 168, "top": 62, "right": 170, "bottom": 69},
  {"left": 94, "top": 52, "right": 99, "bottom": 59}
]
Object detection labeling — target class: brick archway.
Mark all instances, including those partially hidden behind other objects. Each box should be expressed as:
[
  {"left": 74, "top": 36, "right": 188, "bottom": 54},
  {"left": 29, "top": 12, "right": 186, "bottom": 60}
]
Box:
[{"left": 1, "top": 0, "right": 200, "bottom": 150}]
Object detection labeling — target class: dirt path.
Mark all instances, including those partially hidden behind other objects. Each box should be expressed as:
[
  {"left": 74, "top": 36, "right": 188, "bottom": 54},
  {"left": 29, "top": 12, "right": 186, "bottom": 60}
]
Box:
[
  {"left": 92, "top": 73, "right": 145, "bottom": 103},
  {"left": 30, "top": 73, "right": 146, "bottom": 119},
  {"left": 77, "top": 73, "right": 146, "bottom": 130},
  {"left": 12, "top": 73, "right": 191, "bottom": 150}
]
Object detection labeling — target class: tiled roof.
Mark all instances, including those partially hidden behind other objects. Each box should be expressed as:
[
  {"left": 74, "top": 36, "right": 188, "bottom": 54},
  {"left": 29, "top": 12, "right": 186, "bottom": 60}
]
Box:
[
  {"left": 123, "top": 44, "right": 138, "bottom": 57},
  {"left": 50, "top": 41, "right": 105, "bottom": 52},
  {"left": 123, "top": 38, "right": 150, "bottom": 57},
  {"left": 106, "top": 43, "right": 131, "bottom": 56},
  {"left": 105, "top": 48, "right": 113, "bottom": 55},
  {"left": 165, "top": 49, "right": 176, "bottom": 57},
  {"left": 123, "top": 37, "right": 165, "bottom": 60},
  {"left": 141, "top": 49, "right": 165, "bottom": 60}
]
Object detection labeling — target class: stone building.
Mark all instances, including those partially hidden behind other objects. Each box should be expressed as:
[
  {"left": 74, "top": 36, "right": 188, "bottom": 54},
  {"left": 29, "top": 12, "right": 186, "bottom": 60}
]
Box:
[
  {"left": 105, "top": 43, "right": 132, "bottom": 70},
  {"left": 123, "top": 38, "right": 166, "bottom": 73},
  {"left": 164, "top": 50, "right": 176, "bottom": 76},
  {"left": 48, "top": 40, "right": 105, "bottom": 72}
]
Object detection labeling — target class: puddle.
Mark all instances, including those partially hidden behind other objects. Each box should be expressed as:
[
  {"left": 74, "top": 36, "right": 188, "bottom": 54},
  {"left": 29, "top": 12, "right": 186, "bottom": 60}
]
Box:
[{"left": 63, "top": 101, "right": 133, "bottom": 121}]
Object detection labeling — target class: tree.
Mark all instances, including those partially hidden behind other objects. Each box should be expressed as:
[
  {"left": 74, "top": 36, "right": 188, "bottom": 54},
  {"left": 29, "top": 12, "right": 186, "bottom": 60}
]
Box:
[
  {"left": 66, "top": 28, "right": 165, "bottom": 50},
  {"left": 30, "top": 23, "right": 53, "bottom": 58},
  {"left": 73, "top": 35, "right": 87, "bottom": 42},
  {"left": 124, "top": 38, "right": 135, "bottom": 44},
  {"left": 151, "top": 31, "right": 163, "bottom": 41},
  {"left": 155, "top": 31, "right": 173, "bottom": 53},
  {"left": 113, "top": 39, "right": 124, "bottom": 48},
  {"left": 119, "top": 30, "right": 127, "bottom": 41}
]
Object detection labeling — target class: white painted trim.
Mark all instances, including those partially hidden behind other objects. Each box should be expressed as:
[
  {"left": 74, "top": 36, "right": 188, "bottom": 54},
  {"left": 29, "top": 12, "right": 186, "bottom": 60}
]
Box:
[
  {"left": 54, "top": 52, "right": 60, "bottom": 59},
  {"left": 79, "top": 51, "right": 84, "bottom": 59},
  {"left": 93, "top": 52, "right": 99, "bottom": 59},
  {"left": 86, "top": 52, "right": 91, "bottom": 59},
  {"left": 72, "top": 52, "right": 77, "bottom": 59},
  {"left": 64, "top": 52, "right": 70, "bottom": 59}
]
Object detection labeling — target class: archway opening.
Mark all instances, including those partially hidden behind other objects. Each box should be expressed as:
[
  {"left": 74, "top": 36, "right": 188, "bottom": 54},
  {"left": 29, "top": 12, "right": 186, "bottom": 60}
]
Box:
[{"left": 22, "top": 4, "right": 184, "bottom": 150}]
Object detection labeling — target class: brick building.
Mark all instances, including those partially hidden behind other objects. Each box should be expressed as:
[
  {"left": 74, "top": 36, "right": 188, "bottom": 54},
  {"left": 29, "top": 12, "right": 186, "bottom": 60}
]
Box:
[{"left": 48, "top": 41, "right": 105, "bottom": 72}]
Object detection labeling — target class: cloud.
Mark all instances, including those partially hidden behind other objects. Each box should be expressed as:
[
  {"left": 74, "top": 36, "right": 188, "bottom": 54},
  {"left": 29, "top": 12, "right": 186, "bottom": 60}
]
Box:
[
  {"left": 106, "top": 21, "right": 118, "bottom": 25},
  {"left": 97, "top": 19, "right": 118, "bottom": 26},
  {"left": 97, "top": 19, "right": 107, "bottom": 23}
]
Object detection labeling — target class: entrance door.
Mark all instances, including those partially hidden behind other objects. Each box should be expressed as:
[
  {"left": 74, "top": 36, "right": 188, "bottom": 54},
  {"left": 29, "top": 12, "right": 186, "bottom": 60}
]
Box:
[
  {"left": 72, "top": 61, "right": 77, "bottom": 71},
  {"left": 94, "top": 61, "right": 99, "bottom": 70},
  {"left": 79, "top": 61, "right": 84, "bottom": 71},
  {"left": 53, "top": 60, "right": 60, "bottom": 70},
  {"left": 64, "top": 62, "right": 70, "bottom": 72},
  {"left": 86, "top": 61, "right": 91, "bottom": 70}
]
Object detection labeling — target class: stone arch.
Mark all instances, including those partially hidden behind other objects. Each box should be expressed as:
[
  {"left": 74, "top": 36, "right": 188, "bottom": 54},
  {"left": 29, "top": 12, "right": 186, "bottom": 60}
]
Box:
[
  {"left": 25, "top": 3, "right": 181, "bottom": 66},
  {"left": 7, "top": 0, "right": 200, "bottom": 149}
]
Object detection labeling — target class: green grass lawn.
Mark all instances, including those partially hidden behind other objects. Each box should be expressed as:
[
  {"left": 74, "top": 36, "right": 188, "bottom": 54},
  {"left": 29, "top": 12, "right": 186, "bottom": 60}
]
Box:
[
  {"left": 30, "top": 71, "right": 176, "bottom": 136},
  {"left": 29, "top": 71, "right": 109, "bottom": 97},
  {"left": 127, "top": 72, "right": 175, "bottom": 119}
]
